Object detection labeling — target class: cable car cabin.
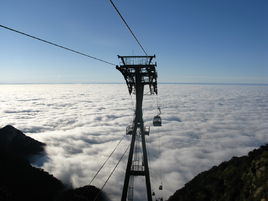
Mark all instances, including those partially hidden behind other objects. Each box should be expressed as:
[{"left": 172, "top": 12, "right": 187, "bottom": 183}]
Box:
[
  {"left": 144, "top": 127, "right": 150, "bottom": 135},
  {"left": 153, "top": 115, "right": 162, "bottom": 126},
  {"left": 126, "top": 125, "right": 133, "bottom": 135}
]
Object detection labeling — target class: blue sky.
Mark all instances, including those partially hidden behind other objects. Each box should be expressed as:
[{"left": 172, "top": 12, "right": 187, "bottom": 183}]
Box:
[{"left": 0, "top": 0, "right": 267, "bottom": 84}]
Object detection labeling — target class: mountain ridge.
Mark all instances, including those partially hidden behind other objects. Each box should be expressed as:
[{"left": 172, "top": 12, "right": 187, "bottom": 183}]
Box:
[{"left": 168, "top": 144, "right": 268, "bottom": 201}]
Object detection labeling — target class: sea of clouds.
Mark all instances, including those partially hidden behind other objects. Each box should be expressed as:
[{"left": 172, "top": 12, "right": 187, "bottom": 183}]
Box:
[{"left": 0, "top": 84, "right": 267, "bottom": 201}]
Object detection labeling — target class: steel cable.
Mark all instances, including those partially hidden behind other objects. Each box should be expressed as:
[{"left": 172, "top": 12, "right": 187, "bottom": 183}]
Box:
[
  {"left": 89, "top": 135, "right": 125, "bottom": 185},
  {"left": 108, "top": 0, "right": 148, "bottom": 56},
  {"left": 0, "top": 24, "right": 116, "bottom": 66},
  {"left": 93, "top": 144, "right": 130, "bottom": 201}
]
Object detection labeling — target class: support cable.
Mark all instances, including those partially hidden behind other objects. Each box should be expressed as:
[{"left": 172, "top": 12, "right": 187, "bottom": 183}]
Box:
[
  {"left": 108, "top": 0, "right": 148, "bottom": 56},
  {"left": 93, "top": 144, "right": 130, "bottom": 201},
  {"left": 89, "top": 135, "right": 125, "bottom": 185},
  {"left": 0, "top": 24, "right": 116, "bottom": 66},
  {"left": 157, "top": 126, "right": 164, "bottom": 200}
]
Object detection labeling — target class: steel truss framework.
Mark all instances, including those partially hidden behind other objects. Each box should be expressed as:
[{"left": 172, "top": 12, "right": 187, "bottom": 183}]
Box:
[{"left": 117, "top": 55, "right": 158, "bottom": 201}]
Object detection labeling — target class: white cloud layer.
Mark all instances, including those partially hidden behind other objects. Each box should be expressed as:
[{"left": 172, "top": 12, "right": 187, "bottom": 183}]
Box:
[{"left": 0, "top": 84, "right": 268, "bottom": 200}]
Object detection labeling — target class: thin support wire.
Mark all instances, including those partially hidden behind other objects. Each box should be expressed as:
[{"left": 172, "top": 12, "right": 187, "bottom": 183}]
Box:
[
  {"left": 0, "top": 24, "right": 116, "bottom": 66},
  {"left": 89, "top": 135, "right": 125, "bottom": 185},
  {"left": 157, "top": 126, "right": 164, "bottom": 200},
  {"left": 108, "top": 0, "right": 148, "bottom": 56},
  {"left": 93, "top": 144, "right": 130, "bottom": 201}
]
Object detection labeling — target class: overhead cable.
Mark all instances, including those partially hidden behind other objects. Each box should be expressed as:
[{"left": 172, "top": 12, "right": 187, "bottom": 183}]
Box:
[
  {"left": 93, "top": 144, "right": 130, "bottom": 201},
  {"left": 108, "top": 0, "right": 148, "bottom": 56},
  {"left": 0, "top": 24, "right": 116, "bottom": 66},
  {"left": 89, "top": 135, "right": 125, "bottom": 185}
]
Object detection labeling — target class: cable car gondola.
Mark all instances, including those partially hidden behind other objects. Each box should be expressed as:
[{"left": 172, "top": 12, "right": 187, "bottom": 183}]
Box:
[
  {"left": 153, "top": 115, "right": 162, "bottom": 126},
  {"left": 144, "top": 126, "right": 150, "bottom": 135},
  {"left": 126, "top": 125, "right": 133, "bottom": 135},
  {"left": 153, "top": 106, "right": 162, "bottom": 126}
]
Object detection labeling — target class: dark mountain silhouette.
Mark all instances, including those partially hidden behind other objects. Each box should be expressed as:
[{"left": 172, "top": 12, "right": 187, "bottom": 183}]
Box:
[
  {"left": 0, "top": 125, "right": 45, "bottom": 159},
  {"left": 0, "top": 149, "right": 64, "bottom": 201},
  {"left": 168, "top": 144, "right": 268, "bottom": 201},
  {"left": 5, "top": 125, "right": 267, "bottom": 201},
  {"left": 0, "top": 125, "right": 106, "bottom": 201},
  {"left": 57, "top": 185, "right": 108, "bottom": 201}
]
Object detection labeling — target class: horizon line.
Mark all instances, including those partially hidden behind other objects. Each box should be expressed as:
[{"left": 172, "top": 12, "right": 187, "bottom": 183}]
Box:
[{"left": 0, "top": 82, "right": 268, "bottom": 86}]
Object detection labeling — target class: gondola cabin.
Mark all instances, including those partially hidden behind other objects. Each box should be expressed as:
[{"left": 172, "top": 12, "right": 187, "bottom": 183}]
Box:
[
  {"left": 144, "top": 126, "right": 150, "bottom": 135},
  {"left": 126, "top": 125, "right": 133, "bottom": 135},
  {"left": 153, "top": 115, "right": 162, "bottom": 126}
]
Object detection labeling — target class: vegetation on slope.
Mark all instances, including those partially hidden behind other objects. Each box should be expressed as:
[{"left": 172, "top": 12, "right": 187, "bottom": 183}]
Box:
[{"left": 168, "top": 145, "right": 268, "bottom": 201}]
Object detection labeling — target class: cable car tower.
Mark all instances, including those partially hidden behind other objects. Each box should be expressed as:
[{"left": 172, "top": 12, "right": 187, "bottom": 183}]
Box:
[{"left": 117, "top": 55, "right": 159, "bottom": 201}]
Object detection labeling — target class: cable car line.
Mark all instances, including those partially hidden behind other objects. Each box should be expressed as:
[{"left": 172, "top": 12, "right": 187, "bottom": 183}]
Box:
[
  {"left": 1, "top": 1, "right": 161, "bottom": 198},
  {"left": 108, "top": 0, "right": 148, "bottom": 56},
  {"left": 93, "top": 144, "right": 130, "bottom": 201},
  {"left": 89, "top": 135, "right": 125, "bottom": 185},
  {"left": 0, "top": 24, "right": 116, "bottom": 66}
]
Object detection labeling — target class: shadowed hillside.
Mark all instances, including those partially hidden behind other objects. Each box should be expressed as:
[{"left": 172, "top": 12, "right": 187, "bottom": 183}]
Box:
[
  {"left": 0, "top": 125, "right": 45, "bottom": 159},
  {"left": 58, "top": 185, "right": 108, "bottom": 201},
  {"left": 0, "top": 125, "right": 107, "bottom": 201},
  {"left": 168, "top": 145, "right": 268, "bottom": 201},
  {"left": 2, "top": 125, "right": 267, "bottom": 201}
]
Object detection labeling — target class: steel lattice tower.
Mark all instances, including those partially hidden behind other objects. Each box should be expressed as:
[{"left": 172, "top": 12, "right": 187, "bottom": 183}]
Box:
[{"left": 116, "top": 55, "right": 158, "bottom": 201}]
